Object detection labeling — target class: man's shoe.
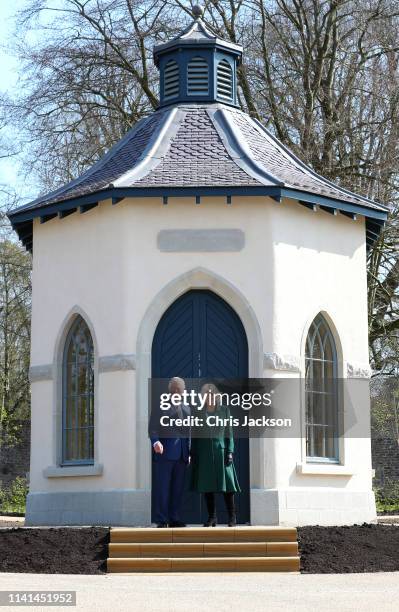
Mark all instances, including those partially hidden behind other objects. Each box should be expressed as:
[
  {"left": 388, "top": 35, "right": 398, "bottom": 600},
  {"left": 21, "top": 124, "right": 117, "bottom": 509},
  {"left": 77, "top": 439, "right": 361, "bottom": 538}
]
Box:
[
  {"left": 169, "top": 520, "right": 186, "bottom": 527},
  {"left": 156, "top": 522, "right": 168, "bottom": 528}
]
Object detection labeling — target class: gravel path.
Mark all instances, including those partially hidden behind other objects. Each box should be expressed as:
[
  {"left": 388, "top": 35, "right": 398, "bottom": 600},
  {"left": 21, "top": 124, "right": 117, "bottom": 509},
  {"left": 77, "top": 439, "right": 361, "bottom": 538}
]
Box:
[{"left": 1, "top": 571, "right": 399, "bottom": 611}]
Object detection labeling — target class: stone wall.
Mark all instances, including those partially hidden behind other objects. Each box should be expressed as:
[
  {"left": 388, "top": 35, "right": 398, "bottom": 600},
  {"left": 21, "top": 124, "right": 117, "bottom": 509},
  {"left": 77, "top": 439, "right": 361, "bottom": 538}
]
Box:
[
  {"left": 0, "top": 421, "right": 30, "bottom": 492},
  {"left": 372, "top": 437, "right": 399, "bottom": 491}
]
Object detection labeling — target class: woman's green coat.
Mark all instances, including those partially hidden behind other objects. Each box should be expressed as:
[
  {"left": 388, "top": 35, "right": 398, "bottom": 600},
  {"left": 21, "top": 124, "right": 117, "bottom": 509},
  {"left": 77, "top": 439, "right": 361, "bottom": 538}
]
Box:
[{"left": 190, "top": 405, "right": 241, "bottom": 493}]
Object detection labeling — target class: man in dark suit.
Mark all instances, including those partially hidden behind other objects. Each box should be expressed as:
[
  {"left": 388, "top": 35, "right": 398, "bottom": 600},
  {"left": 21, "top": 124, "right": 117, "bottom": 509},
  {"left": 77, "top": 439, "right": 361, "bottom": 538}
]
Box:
[{"left": 150, "top": 377, "right": 190, "bottom": 527}]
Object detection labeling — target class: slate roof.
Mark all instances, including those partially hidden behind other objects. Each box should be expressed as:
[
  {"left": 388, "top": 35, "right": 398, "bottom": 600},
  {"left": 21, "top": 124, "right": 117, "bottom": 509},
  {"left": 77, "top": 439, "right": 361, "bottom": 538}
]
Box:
[
  {"left": 17, "top": 112, "right": 164, "bottom": 213},
  {"left": 134, "top": 108, "right": 260, "bottom": 187},
  {"left": 229, "top": 110, "right": 383, "bottom": 210},
  {"left": 8, "top": 102, "right": 389, "bottom": 251}
]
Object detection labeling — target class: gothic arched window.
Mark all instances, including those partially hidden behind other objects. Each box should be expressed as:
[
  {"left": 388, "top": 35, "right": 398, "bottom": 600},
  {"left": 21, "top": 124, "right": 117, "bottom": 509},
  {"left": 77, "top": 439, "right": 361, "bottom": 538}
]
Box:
[
  {"left": 187, "top": 56, "right": 209, "bottom": 96},
  {"left": 305, "top": 314, "right": 339, "bottom": 461},
  {"left": 62, "top": 316, "right": 94, "bottom": 464}
]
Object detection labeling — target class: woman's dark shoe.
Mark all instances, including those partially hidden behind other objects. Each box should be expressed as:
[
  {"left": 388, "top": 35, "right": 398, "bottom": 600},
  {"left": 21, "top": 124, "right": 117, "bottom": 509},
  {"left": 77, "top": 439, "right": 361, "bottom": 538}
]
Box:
[
  {"left": 227, "top": 514, "right": 237, "bottom": 527},
  {"left": 157, "top": 522, "right": 168, "bottom": 528},
  {"left": 203, "top": 516, "right": 217, "bottom": 527}
]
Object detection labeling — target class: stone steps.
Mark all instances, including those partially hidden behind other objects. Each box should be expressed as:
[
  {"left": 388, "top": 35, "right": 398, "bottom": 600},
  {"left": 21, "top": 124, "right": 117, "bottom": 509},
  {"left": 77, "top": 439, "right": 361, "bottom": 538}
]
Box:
[
  {"left": 109, "top": 541, "right": 298, "bottom": 557},
  {"left": 107, "top": 527, "right": 300, "bottom": 573},
  {"left": 107, "top": 556, "right": 300, "bottom": 572},
  {"left": 110, "top": 526, "right": 297, "bottom": 542}
]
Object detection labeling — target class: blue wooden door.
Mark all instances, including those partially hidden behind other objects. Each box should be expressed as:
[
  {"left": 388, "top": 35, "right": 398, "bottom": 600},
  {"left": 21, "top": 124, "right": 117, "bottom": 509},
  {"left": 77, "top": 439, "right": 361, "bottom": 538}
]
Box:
[{"left": 151, "top": 289, "right": 250, "bottom": 524}]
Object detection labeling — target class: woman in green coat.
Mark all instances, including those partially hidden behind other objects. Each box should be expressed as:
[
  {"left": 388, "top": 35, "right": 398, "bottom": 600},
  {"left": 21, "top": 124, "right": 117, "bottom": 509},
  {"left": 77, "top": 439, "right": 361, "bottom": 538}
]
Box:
[{"left": 190, "top": 383, "right": 241, "bottom": 526}]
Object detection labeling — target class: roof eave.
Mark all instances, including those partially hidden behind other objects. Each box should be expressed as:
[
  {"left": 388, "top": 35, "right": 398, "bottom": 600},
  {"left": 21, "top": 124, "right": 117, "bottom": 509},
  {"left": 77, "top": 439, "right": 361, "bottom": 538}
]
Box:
[
  {"left": 280, "top": 187, "right": 388, "bottom": 220},
  {"left": 8, "top": 184, "right": 388, "bottom": 254},
  {"left": 153, "top": 39, "right": 243, "bottom": 65}
]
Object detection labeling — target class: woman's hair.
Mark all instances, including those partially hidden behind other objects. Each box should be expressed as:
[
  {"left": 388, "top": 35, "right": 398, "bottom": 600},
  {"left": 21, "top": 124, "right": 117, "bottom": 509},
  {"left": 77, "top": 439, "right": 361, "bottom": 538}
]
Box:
[{"left": 200, "top": 382, "right": 221, "bottom": 406}]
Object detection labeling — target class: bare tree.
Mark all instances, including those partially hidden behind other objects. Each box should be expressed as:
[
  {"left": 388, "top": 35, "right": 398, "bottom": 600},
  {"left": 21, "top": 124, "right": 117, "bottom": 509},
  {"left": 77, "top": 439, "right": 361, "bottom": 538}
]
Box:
[
  {"left": 2, "top": 0, "right": 176, "bottom": 188},
  {"left": 0, "top": 0, "right": 398, "bottom": 372},
  {"left": 368, "top": 214, "right": 399, "bottom": 375},
  {"left": 0, "top": 238, "right": 31, "bottom": 453},
  {"left": 0, "top": 187, "right": 31, "bottom": 459}
]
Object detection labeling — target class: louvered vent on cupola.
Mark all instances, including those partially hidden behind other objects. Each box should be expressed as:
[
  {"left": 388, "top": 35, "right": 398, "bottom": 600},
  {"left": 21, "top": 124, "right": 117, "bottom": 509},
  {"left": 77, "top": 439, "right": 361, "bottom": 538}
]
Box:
[
  {"left": 187, "top": 57, "right": 209, "bottom": 96},
  {"left": 154, "top": 10, "right": 242, "bottom": 107},
  {"left": 217, "top": 59, "right": 233, "bottom": 100},
  {"left": 164, "top": 60, "right": 180, "bottom": 100}
]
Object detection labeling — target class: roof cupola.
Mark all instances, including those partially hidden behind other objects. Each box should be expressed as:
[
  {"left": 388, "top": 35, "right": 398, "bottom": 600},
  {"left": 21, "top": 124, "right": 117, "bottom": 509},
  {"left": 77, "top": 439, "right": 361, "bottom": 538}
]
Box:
[{"left": 154, "top": 5, "right": 242, "bottom": 108}]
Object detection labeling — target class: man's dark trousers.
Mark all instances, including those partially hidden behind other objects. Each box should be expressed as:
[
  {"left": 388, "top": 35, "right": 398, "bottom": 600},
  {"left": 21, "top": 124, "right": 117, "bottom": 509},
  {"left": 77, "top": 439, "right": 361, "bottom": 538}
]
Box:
[{"left": 151, "top": 437, "right": 189, "bottom": 524}]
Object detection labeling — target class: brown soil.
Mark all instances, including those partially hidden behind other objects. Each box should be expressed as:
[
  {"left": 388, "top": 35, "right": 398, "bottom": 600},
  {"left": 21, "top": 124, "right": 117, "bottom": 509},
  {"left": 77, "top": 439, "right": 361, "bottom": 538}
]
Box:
[
  {"left": 1, "top": 524, "right": 398, "bottom": 574},
  {"left": 0, "top": 527, "right": 108, "bottom": 574},
  {"left": 298, "top": 524, "right": 399, "bottom": 573}
]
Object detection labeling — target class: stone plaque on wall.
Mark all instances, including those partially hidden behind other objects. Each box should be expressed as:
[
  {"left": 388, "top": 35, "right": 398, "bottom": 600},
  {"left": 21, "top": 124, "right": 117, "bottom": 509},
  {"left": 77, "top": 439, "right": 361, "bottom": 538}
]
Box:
[{"left": 157, "top": 229, "right": 245, "bottom": 252}]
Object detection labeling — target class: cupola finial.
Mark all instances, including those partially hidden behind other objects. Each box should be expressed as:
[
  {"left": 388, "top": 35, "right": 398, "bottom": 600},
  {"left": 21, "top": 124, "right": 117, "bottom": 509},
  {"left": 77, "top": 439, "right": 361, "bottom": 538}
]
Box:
[{"left": 192, "top": 5, "right": 204, "bottom": 19}]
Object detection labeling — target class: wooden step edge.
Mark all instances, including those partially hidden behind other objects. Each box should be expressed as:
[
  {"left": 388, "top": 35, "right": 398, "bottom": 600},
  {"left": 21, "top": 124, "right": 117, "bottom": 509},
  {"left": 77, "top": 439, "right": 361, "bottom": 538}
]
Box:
[
  {"left": 107, "top": 556, "right": 300, "bottom": 572},
  {"left": 108, "top": 542, "right": 299, "bottom": 558},
  {"left": 110, "top": 527, "right": 297, "bottom": 535},
  {"left": 110, "top": 527, "right": 298, "bottom": 543}
]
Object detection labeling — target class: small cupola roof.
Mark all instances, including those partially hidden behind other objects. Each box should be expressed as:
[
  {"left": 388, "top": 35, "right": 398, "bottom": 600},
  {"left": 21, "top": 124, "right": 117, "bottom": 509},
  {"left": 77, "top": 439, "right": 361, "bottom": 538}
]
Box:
[{"left": 154, "top": 6, "right": 242, "bottom": 108}]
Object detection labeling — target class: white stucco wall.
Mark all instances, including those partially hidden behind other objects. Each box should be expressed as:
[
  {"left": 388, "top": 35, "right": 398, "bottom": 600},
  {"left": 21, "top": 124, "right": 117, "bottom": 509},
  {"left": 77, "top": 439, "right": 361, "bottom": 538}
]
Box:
[{"left": 27, "top": 195, "right": 376, "bottom": 525}]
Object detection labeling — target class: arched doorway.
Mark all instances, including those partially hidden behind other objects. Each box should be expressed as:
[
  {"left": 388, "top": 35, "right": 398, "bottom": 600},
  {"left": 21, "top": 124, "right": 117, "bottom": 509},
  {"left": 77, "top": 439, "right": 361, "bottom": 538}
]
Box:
[{"left": 151, "top": 289, "right": 250, "bottom": 524}]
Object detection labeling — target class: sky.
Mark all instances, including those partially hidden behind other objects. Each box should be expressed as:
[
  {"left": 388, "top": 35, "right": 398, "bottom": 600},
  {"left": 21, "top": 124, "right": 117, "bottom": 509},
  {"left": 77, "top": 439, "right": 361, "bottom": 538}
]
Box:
[{"left": 0, "top": 0, "right": 37, "bottom": 204}]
